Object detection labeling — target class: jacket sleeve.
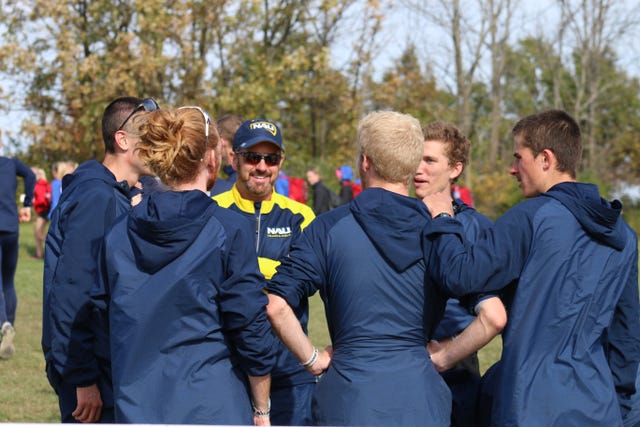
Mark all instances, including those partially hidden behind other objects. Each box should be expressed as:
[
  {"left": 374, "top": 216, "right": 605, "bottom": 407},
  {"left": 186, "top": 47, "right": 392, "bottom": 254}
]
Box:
[
  {"left": 13, "top": 158, "right": 36, "bottom": 207},
  {"left": 422, "top": 204, "right": 533, "bottom": 298},
  {"left": 221, "top": 222, "right": 276, "bottom": 377},
  {"left": 267, "top": 220, "right": 325, "bottom": 308},
  {"left": 49, "top": 186, "right": 117, "bottom": 386},
  {"left": 606, "top": 241, "right": 640, "bottom": 420}
]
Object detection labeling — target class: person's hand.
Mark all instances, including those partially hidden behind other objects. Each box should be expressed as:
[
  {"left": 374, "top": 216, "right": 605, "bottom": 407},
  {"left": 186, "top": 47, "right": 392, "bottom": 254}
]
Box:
[
  {"left": 131, "top": 193, "right": 142, "bottom": 207},
  {"left": 422, "top": 190, "right": 454, "bottom": 218},
  {"left": 253, "top": 414, "right": 271, "bottom": 426},
  {"left": 427, "top": 340, "right": 450, "bottom": 372},
  {"left": 72, "top": 384, "right": 103, "bottom": 423},
  {"left": 307, "top": 345, "right": 333, "bottom": 376},
  {"left": 18, "top": 207, "right": 31, "bottom": 223}
]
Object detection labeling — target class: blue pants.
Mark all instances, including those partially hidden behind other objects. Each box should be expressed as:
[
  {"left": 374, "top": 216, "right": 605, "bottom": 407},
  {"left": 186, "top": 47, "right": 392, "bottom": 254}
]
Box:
[
  {"left": 270, "top": 382, "right": 315, "bottom": 426},
  {"left": 441, "top": 353, "right": 481, "bottom": 427},
  {"left": 0, "top": 231, "right": 18, "bottom": 325}
]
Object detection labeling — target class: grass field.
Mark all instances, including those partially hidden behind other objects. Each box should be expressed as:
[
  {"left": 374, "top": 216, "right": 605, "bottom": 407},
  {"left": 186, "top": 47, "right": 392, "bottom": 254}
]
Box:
[{"left": 0, "top": 221, "right": 502, "bottom": 422}]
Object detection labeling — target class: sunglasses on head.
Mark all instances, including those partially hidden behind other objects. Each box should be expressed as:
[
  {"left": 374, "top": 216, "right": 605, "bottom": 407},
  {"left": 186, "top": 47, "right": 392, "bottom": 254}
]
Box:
[
  {"left": 176, "top": 106, "right": 212, "bottom": 145},
  {"left": 236, "top": 151, "right": 282, "bottom": 166},
  {"left": 118, "top": 98, "right": 160, "bottom": 131}
]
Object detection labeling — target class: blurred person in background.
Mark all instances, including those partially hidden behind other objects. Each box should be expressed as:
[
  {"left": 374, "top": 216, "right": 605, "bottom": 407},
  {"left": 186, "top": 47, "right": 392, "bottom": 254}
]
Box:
[
  {"left": 31, "top": 166, "right": 51, "bottom": 260},
  {"left": 0, "top": 133, "right": 35, "bottom": 359},
  {"left": 209, "top": 113, "right": 243, "bottom": 196}
]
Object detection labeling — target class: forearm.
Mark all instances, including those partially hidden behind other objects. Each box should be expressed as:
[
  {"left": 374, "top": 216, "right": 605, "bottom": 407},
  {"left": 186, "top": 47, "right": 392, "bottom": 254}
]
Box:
[
  {"left": 431, "top": 297, "right": 506, "bottom": 371},
  {"left": 266, "top": 294, "right": 315, "bottom": 365},
  {"left": 248, "top": 374, "right": 271, "bottom": 414}
]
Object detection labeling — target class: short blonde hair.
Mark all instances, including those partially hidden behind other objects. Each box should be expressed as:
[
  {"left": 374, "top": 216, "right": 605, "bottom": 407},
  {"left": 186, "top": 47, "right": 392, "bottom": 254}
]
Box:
[
  {"left": 356, "top": 111, "right": 424, "bottom": 185},
  {"left": 134, "top": 108, "right": 219, "bottom": 188}
]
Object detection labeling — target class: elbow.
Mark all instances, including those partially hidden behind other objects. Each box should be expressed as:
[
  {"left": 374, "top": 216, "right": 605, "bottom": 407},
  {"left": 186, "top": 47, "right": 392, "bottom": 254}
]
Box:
[
  {"left": 478, "top": 297, "right": 507, "bottom": 334},
  {"left": 266, "top": 294, "right": 289, "bottom": 324}
]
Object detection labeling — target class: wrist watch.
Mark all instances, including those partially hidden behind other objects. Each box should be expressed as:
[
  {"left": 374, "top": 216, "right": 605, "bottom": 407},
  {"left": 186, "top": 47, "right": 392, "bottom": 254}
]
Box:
[{"left": 433, "top": 212, "right": 453, "bottom": 219}]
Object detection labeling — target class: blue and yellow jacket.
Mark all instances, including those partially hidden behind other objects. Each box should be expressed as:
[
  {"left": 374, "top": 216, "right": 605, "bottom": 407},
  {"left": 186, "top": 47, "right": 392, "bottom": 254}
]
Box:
[{"left": 213, "top": 184, "right": 316, "bottom": 386}]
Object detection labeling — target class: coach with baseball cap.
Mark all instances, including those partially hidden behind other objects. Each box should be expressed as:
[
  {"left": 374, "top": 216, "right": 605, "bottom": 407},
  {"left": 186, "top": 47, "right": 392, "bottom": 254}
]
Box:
[{"left": 212, "top": 118, "right": 317, "bottom": 426}]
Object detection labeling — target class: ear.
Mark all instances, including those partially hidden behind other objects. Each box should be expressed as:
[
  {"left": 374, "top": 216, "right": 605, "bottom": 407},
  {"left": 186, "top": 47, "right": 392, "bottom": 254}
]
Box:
[
  {"left": 278, "top": 152, "right": 285, "bottom": 168},
  {"left": 449, "top": 161, "right": 463, "bottom": 181},
  {"left": 114, "top": 130, "right": 129, "bottom": 152},
  {"left": 360, "top": 154, "right": 370, "bottom": 172},
  {"left": 540, "top": 148, "right": 555, "bottom": 171}
]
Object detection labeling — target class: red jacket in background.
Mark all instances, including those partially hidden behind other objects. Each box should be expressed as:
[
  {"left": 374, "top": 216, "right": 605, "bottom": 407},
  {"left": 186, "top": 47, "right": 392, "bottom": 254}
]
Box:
[{"left": 33, "top": 178, "right": 52, "bottom": 215}]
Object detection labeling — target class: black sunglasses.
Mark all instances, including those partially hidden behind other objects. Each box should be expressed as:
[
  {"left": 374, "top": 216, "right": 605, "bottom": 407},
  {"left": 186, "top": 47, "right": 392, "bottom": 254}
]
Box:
[
  {"left": 236, "top": 151, "right": 282, "bottom": 166},
  {"left": 118, "top": 98, "right": 160, "bottom": 131}
]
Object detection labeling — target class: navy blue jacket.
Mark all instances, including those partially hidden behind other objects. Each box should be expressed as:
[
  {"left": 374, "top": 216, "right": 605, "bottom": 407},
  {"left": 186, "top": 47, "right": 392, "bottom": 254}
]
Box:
[
  {"left": 268, "top": 188, "right": 451, "bottom": 426},
  {"left": 98, "top": 190, "right": 275, "bottom": 424},
  {"left": 0, "top": 156, "right": 35, "bottom": 232},
  {"left": 433, "top": 200, "right": 493, "bottom": 340},
  {"left": 424, "top": 182, "right": 640, "bottom": 426},
  {"left": 42, "top": 160, "right": 131, "bottom": 406}
]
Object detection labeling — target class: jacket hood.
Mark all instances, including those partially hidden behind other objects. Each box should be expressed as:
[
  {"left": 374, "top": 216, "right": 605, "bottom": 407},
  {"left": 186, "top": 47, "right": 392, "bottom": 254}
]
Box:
[
  {"left": 543, "top": 182, "right": 626, "bottom": 250},
  {"left": 350, "top": 188, "right": 430, "bottom": 272},
  {"left": 128, "top": 190, "right": 215, "bottom": 274},
  {"left": 62, "top": 160, "right": 130, "bottom": 195}
]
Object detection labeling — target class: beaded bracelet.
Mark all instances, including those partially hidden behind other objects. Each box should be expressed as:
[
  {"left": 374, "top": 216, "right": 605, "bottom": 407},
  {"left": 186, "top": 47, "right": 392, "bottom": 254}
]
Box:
[
  {"left": 302, "top": 347, "right": 319, "bottom": 368},
  {"left": 252, "top": 398, "right": 271, "bottom": 417}
]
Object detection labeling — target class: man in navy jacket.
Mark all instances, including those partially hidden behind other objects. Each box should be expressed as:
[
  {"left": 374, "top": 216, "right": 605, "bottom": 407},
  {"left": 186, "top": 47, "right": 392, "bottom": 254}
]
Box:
[
  {"left": 42, "top": 96, "right": 158, "bottom": 423},
  {"left": 267, "top": 111, "right": 453, "bottom": 426},
  {"left": 423, "top": 109, "right": 640, "bottom": 426}
]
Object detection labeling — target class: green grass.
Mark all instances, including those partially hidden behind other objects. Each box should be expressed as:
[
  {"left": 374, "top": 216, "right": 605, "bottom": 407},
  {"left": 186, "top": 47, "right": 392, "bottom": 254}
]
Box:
[{"left": 0, "top": 222, "right": 503, "bottom": 422}]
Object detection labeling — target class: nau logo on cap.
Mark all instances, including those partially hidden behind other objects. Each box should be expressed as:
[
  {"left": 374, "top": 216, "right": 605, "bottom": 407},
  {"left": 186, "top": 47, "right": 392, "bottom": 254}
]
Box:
[{"left": 250, "top": 121, "right": 278, "bottom": 136}]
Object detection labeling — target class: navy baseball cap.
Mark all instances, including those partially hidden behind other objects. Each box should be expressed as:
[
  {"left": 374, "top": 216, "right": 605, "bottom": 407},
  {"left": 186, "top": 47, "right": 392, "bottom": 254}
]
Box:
[{"left": 233, "top": 119, "right": 284, "bottom": 151}]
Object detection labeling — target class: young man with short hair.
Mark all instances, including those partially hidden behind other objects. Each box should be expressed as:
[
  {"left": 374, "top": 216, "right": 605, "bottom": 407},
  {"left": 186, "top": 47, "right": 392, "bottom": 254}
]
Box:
[{"left": 42, "top": 96, "right": 159, "bottom": 423}]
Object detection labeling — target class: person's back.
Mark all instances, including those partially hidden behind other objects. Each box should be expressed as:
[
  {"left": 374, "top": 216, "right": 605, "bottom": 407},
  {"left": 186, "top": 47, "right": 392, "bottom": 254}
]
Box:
[
  {"left": 484, "top": 185, "right": 638, "bottom": 425},
  {"left": 305, "top": 189, "right": 450, "bottom": 426},
  {"left": 104, "top": 192, "right": 273, "bottom": 424},
  {"left": 267, "top": 111, "right": 451, "bottom": 426}
]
